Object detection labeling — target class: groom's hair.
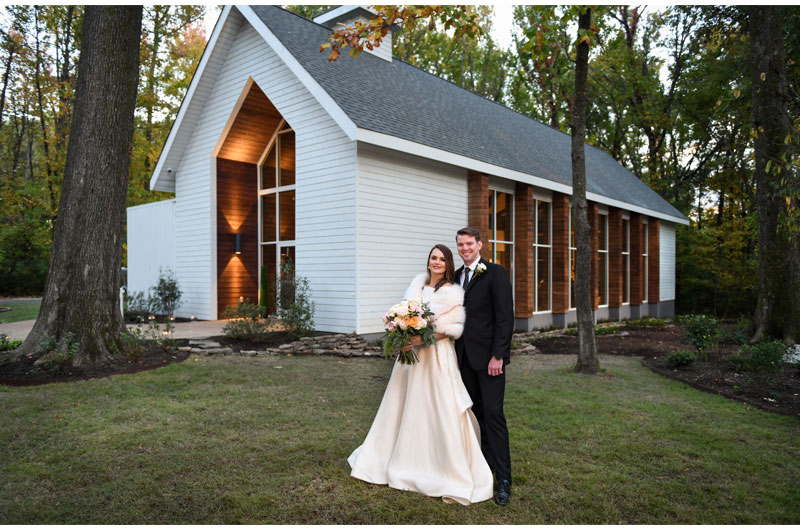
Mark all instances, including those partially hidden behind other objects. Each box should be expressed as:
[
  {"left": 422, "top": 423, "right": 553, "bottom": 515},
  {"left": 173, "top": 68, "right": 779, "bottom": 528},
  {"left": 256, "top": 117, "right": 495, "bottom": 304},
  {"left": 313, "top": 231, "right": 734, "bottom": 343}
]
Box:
[{"left": 456, "top": 227, "right": 481, "bottom": 242}]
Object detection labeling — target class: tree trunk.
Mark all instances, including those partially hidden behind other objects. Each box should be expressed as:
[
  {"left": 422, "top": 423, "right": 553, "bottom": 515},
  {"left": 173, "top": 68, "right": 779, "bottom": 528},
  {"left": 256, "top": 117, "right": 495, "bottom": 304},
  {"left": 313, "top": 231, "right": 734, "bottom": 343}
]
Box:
[
  {"left": 144, "top": 6, "right": 165, "bottom": 175},
  {"left": 54, "top": 5, "right": 75, "bottom": 154},
  {"left": 0, "top": 43, "right": 16, "bottom": 130},
  {"left": 10, "top": 5, "right": 144, "bottom": 366},
  {"left": 747, "top": 6, "right": 800, "bottom": 343},
  {"left": 33, "top": 9, "right": 53, "bottom": 182},
  {"left": 571, "top": 8, "right": 600, "bottom": 373}
]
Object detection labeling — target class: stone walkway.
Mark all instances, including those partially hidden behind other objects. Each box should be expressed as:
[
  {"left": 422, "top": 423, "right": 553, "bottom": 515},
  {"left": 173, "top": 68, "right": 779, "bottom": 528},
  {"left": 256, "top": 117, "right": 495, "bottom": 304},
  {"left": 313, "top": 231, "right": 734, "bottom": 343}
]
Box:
[{"left": 0, "top": 319, "right": 229, "bottom": 342}]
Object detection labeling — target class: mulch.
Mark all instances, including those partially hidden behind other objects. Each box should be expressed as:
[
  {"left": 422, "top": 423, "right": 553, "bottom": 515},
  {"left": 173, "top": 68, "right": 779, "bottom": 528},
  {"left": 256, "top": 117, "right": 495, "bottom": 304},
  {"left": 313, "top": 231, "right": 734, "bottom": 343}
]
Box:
[
  {"left": 642, "top": 356, "right": 800, "bottom": 418},
  {"left": 531, "top": 324, "right": 800, "bottom": 418},
  {"left": 0, "top": 343, "right": 190, "bottom": 387},
  {"left": 0, "top": 331, "right": 327, "bottom": 386}
]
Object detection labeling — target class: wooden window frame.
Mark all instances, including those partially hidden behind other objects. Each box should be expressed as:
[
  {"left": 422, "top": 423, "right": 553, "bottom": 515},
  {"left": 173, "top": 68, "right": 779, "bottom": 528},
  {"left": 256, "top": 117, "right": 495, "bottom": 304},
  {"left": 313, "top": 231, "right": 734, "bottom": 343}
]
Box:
[{"left": 488, "top": 188, "right": 514, "bottom": 292}]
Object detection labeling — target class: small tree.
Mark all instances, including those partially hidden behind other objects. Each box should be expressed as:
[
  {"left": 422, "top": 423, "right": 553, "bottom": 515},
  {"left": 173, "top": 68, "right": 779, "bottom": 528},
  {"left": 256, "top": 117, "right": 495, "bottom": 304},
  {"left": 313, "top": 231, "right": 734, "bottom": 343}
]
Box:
[
  {"left": 151, "top": 267, "right": 182, "bottom": 316},
  {"left": 275, "top": 260, "right": 315, "bottom": 339}
]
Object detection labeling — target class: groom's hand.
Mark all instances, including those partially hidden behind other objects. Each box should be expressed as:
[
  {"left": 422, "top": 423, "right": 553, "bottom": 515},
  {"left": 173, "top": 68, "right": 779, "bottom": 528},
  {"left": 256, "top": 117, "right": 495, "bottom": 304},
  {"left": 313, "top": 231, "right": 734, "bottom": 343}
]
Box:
[{"left": 488, "top": 356, "right": 504, "bottom": 376}]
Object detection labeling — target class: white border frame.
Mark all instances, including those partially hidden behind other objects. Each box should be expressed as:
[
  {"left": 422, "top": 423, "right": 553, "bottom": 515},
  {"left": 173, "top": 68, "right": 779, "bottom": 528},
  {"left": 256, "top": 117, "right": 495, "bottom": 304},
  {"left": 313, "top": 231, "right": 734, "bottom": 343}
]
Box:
[
  {"left": 533, "top": 198, "right": 553, "bottom": 314},
  {"left": 598, "top": 213, "right": 609, "bottom": 308}
]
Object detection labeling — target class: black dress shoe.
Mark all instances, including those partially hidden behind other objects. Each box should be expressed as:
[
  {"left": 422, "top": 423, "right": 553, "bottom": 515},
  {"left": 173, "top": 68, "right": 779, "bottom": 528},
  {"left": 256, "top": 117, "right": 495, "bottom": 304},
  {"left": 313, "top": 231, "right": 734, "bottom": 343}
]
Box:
[{"left": 494, "top": 480, "right": 511, "bottom": 506}]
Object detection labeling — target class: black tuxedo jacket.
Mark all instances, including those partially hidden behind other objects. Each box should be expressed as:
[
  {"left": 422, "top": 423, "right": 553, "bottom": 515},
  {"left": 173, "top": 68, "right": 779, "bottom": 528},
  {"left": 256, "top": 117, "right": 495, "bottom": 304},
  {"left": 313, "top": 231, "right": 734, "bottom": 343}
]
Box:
[{"left": 454, "top": 257, "right": 514, "bottom": 370}]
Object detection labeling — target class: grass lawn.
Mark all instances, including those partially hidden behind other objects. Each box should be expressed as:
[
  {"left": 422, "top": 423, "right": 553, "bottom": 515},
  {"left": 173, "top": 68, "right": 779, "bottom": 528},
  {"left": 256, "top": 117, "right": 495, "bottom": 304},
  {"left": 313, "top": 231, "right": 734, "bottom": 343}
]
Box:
[
  {"left": 1, "top": 353, "right": 798, "bottom": 524},
  {"left": 0, "top": 300, "right": 41, "bottom": 324}
]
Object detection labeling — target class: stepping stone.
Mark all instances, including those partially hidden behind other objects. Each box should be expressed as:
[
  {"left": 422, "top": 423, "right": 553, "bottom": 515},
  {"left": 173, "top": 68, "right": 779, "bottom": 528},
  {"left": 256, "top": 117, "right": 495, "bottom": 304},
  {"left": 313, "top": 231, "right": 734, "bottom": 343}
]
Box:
[{"left": 189, "top": 340, "right": 221, "bottom": 348}]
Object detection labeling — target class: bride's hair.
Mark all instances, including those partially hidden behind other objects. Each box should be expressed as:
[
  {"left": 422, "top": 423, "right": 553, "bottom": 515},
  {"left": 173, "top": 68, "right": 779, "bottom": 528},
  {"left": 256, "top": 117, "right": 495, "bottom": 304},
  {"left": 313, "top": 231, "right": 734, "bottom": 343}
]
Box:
[{"left": 427, "top": 244, "right": 456, "bottom": 291}]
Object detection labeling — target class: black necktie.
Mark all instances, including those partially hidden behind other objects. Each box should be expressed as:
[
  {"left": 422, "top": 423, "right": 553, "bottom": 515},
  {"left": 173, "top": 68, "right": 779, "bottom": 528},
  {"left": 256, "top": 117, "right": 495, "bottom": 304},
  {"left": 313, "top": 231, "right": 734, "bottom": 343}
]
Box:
[{"left": 463, "top": 268, "right": 471, "bottom": 288}]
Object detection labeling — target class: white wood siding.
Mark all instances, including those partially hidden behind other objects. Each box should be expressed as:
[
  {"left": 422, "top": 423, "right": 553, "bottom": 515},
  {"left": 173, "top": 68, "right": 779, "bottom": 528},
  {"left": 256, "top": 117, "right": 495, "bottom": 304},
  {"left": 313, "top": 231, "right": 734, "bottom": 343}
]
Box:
[
  {"left": 660, "top": 221, "right": 676, "bottom": 301},
  {"left": 127, "top": 200, "right": 175, "bottom": 296},
  {"left": 356, "top": 143, "right": 468, "bottom": 334},
  {"left": 152, "top": 8, "right": 242, "bottom": 192},
  {"left": 169, "top": 12, "right": 358, "bottom": 327}
]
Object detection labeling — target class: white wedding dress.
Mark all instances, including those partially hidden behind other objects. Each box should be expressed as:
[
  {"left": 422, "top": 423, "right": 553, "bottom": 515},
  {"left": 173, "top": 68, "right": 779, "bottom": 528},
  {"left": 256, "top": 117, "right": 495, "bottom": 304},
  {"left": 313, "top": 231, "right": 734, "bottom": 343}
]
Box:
[{"left": 348, "top": 283, "right": 493, "bottom": 505}]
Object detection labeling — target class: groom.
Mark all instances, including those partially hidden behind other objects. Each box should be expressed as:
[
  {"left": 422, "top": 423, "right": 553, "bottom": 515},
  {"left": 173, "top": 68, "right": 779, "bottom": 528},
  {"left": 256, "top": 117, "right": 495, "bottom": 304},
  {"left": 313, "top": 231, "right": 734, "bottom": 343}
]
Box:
[{"left": 454, "top": 227, "right": 514, "bottom": 506}]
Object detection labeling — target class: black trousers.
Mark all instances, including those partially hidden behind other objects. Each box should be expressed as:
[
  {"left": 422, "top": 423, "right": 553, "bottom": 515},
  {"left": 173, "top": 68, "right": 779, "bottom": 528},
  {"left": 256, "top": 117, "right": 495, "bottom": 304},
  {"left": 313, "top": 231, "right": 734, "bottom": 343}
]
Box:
[{"left": 460, "top": 359, "right": 511, "bottom": 484}]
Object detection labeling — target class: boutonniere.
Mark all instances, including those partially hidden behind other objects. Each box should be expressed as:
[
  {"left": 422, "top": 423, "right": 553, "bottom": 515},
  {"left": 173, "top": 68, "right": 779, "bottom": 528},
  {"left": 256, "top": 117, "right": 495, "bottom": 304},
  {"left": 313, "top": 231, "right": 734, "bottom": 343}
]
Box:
[{"left": 474, "top": 262, "right": 487, "bottom": 277}]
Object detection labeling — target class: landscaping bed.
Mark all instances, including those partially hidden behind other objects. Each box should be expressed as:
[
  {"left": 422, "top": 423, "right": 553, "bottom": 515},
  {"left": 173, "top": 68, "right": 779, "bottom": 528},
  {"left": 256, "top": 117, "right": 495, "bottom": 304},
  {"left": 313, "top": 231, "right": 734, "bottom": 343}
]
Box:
[
  {"left": 3, "top": 320, "right": 799, "bottom": 419},
  {"left": 0, "top": 342, "right": 190, "bottom": 386},
  {"left": 529, "top": 323, "right": 800, "bottom": 418},
  {"left": 642, "top": 355, "right": 800, "bottom": 418},
  {"left": 0, "top": 331, "right": 375, "bottom": 385}
]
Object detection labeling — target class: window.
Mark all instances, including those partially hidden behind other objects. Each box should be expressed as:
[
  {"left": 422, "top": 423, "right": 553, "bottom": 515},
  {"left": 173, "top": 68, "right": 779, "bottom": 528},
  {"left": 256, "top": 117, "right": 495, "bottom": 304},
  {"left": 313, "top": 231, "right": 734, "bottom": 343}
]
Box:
[
  {"left": 569, "top": 206, "right": 576, "bottom": 309},
  {"left": 598, "top": 213, "right": 608, "bottom": 306},
  {"left": 488, "top": 190, "right": 514, "bottom": 285},
  {"left": 534, "top": 199, "right": 551, "bottom": 312},
  {"left": 642, "top": 220, "right": 648, "bottom": 303},
  {"left": 259, "top": 123, "right": 295, "bottom": 309},
  {"left": 622, "top": 218, "right": 630, "bottom": 304}
]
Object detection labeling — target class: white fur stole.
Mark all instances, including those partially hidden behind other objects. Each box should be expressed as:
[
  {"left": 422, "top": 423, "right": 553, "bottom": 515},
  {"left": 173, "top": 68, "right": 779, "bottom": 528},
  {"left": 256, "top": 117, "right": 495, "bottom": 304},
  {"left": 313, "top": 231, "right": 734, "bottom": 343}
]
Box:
[{"left": 403, "top": 273, "right": 466, "bottom": 340}]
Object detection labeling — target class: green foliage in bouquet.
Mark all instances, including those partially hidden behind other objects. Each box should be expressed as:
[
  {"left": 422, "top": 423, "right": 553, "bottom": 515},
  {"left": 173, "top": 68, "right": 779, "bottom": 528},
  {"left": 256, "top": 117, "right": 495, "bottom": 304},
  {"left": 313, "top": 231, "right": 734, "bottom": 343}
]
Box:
[{"left": 381, "top": 300, "right": 437, "bottom": 365}]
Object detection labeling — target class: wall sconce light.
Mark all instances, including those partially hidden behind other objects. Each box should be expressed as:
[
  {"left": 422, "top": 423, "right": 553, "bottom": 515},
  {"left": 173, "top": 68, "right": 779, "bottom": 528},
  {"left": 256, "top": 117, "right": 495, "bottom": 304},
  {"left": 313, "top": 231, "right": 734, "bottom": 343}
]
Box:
[{"left": 234, "top": 233, "right": 241, "bottom": 255}]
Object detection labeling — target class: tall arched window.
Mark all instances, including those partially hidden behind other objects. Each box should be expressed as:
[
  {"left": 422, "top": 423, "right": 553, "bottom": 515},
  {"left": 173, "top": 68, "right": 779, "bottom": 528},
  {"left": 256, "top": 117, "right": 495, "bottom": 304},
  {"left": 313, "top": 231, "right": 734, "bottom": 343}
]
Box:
[
  {"left": 642, "top": 219, "right": 649, "bottom": 303},
  {"left": 534, "top": 198, "right": 551, "bottom": 312},
  {"left": 622, "top": 217, "right": 630, "bottom": 304},
  {"left": 258, "top": 121, "right": 295, "bottom": 309},
  {"left": 598, "top": 213, "right": 608, "bottom": 307}
]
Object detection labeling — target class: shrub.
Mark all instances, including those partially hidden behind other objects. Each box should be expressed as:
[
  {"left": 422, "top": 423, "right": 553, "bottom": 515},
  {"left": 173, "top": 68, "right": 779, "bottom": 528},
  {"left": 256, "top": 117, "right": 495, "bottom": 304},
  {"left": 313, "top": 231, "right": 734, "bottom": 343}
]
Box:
[
  {"left": 563, "top": 323, "right": 621, "bottom": 336},
  {"left": 260, "top": 265, "right": 271, "bottom": 313},
  {"left": 683, "top": 314, "right": 721, "bottom": 359},
  {"left": 719, "top": 317, "right": 749, "bottom": 345},
  {"left": 624, "top": 316, "right": 669, "bottom": 328},
  {"left": 595, "top": 324, "right": 623, "bottom": 335},
  {"left": 729, "top": 341, "right": 788, "bottom": 373},
  {"left": 151, "top": 268, "right": 182, "bottom": 316},
  {"left": 275, "top": 261, "right": 315, "bottom": 339},
  {"left": 124, "top": 290, "right": 156, "bottom": 319},
  {"left": 222, "top": 299, "right": 272, "bottom": 342},
  {"left": 665, "top": 349, "right": 697, "bottom": 368},
  {"left": 118, "top": 319, "right": 176, "bottom": 359},
  {"left": 0, "top": 334, "right": 23, "bottom": 351},
  {"left": 124, "top": 268, "right": 183, "bottom": 320}
]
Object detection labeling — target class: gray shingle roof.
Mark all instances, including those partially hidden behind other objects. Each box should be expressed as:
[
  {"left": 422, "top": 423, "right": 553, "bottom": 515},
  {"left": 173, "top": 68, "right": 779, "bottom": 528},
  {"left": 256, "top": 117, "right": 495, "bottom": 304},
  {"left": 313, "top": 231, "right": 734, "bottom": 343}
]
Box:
[{"left": 249, "top": 5, "right": 687, "bottom": 221}]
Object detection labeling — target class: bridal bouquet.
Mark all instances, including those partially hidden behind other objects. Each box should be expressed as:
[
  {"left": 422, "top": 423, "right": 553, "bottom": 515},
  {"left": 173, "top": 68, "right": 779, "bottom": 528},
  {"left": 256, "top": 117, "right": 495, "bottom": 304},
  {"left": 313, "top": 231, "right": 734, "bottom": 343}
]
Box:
[{"left": 381, "top": 299, "right": 436, "bottom": 365}]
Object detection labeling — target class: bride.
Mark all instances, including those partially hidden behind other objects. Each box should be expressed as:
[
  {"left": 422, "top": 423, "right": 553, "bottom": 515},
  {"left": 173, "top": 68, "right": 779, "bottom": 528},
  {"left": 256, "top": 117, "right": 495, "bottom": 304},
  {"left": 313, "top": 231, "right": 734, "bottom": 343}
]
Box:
[{"left": 348, "top": 244, "right": 493, "bottom": 505}]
